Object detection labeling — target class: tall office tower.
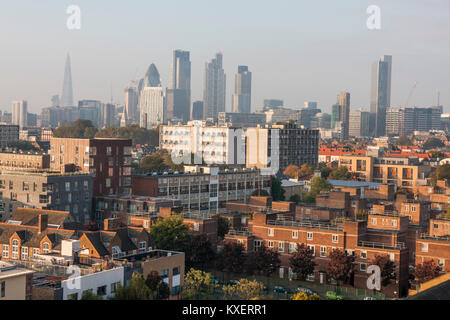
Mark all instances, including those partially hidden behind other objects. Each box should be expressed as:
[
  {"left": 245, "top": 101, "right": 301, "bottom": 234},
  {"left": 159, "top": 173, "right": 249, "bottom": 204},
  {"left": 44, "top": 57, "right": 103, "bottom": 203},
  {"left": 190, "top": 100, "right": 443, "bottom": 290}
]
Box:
[
  {"left": 349, "top": 110, "right": 370, "bottom": 138},
  {"left": 331, "top": 104, "right": 341, "bottom": 129},
  {"left": 203, "top": 53, "right": 226, "bottom": 120},
  {"left": 170, "top": 50, "right": 191, "bottom": 120},
  {"left": 78, "top": 100, "right": 103, "bottom": 127},
  {"left": 386, "top": 106, "right": 443, "bottom": 136},
  {"left": 263, "top": 99, "right": 283, "bottom": 111},
  {"left": 337, "top": 92, "right": 350, "bottom": 139},
  {"left": 167, "top": 89, "right": 189, "bottom": 122},
  {"left": 232, "top": 66, "right": 252, "bottom": 113},
  {"left": 124, "top": 85, "right": 139, "bottom": 123},
  {"left": 304, "top": 101, "right": 318, "bottom": 109},
  {"left": 103, "top": 103, "right": 116, "bottom": 127},
  {"left": 191, "top": 101, "right": 204, "bottom": 120},
  {"left": 51, "top": 95, "right": 60, "bottom": 107},
  {"left": 370, "top": 55, "right": 392, "bottom": 137},
  {"left": 144, "top": 64, "right": 161, "bottom": 88},
  {"left": 61, "top": 53, "right": 74, "bottom": 107},
  {"left": 139, "top": 87, "right": 166, "bottom": 128},
  {"left": 11, "top": 100, "right": 28, "bottom": 128}
]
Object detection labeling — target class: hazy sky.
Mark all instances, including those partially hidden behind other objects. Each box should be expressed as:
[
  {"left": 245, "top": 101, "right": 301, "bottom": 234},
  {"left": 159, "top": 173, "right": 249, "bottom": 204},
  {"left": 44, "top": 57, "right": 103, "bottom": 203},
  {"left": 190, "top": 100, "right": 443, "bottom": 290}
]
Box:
[{"left": 1, "top": 0, "right": 449, "bottom": 114}]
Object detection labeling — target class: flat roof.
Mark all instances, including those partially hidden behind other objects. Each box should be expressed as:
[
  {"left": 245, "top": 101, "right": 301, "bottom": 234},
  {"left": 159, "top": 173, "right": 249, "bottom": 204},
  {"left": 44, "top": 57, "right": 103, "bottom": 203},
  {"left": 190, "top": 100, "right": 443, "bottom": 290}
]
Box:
[{"left": 328, "top": 180, "right": 383, "bottom": 188}]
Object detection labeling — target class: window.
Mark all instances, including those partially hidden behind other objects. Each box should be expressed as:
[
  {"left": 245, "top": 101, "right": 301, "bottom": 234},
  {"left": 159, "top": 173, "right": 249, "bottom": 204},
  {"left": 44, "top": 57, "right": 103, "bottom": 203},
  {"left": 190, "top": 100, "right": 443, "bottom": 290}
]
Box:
[
  {"left": 173, "top": 267, "right": 180, "bottom": 276},
  {"left": 421, "top": 243, "right": 428, "bottom": 252},
  {"left": 332, "top": 234, "right": 339, "bottom": 243},
  {"left": 404, "top": 205, "right": 409, "bottom": 212},
  {"left": 411, "top": 206, "right": 416, "bottom": 212},
  {"left": 392, "top": 220, "right": 398, "bottom": 227},
  {"left": 42, "top": 242, "right": 50, "bottom": 253},
  {"left": 306, "top": 273, "right": 315, "bottom": 282},
  {"left": 278, "top": 242, "right": 284, "bottom": 252},
  {"left": 268, "top": 228, "right": 274, "bottom": 237},
  {"left": 21, "top": 247, "right": 28, "bottom": 260},
  {"left": 320, "top": 246, "right": 327, "bottom": 257},
  {"left": 307, "top": 232, "right": 313, "bottom": 240},
  {"left": 307, "top": 245, "right": 315, "bottom": 256},
  {"left": 33, "top": 248, "right": 40, "bottom": 257},
  {"left": 172, "top": 285, "right": 181, "bottom": 295},
  {"left": 65, "top": 182, "right": 70, "bottom": 192},
  {"left": 193, "top": 223, "right": 199, "bottom": 232},
  {"left": 437, "top": 258, "right": 445, "bottom": 267},
  {"left": 360, "top": 251, "right": 367, "bottom": 259},
  {"left": 268, "top": 241, "right": 274, "bottom": 248},
  {"left": 112, "top": 246, "right": 120, "bottom": 258},
  {"left": 289, "top": 243, "right": 297, "bottom": 253},
  {"left": 97, "top": 285, "right": 107, "bottom": 296},
  {"left": 160, "top": 269, "right": 169, "bottom": 278},
  {"left": 254, "top": 240, "right": 262, "bottom": 251},
  {"left": 371, "top": 218, "right": 377, "bottom": 225},
  {"left": 2, "top": 244, "right": 9, "bottom": 258},
  {"left": 360, "top": 263, "right": 367, "bottom": 271},
  {"left": 11, "top": 239, "right": 19, "bottom": 259},
  {"left": 1, "top": 281, "right": 5, "bottom": 298},
  {"left": 389, "top": 253, "right": 395, "bottom": 262},
  {"left": 292, "top": 230, "right": 298, "bottom": 239},
  {"left": 139, "top": 241, "right": 146, "bottom": 253}
]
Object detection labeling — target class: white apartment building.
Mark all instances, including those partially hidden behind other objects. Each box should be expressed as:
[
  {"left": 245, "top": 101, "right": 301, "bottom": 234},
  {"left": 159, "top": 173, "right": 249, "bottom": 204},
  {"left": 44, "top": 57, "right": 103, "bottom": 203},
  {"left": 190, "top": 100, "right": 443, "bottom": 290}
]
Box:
[{"left": 160, "top": 121, "right": 245, "bottom": 166}]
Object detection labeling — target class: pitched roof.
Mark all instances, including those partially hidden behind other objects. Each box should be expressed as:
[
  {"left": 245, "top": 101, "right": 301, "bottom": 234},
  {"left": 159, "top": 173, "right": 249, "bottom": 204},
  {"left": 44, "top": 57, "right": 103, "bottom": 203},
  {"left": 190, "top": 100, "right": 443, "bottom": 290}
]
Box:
[
  {"left": 10, "top": 208, "right": 70, "bottom": 227},
  {"left": 83, "top": 232, "right": 109, "bottom": 257},
  {"left": 408, "top": 280, "right": 450, "bottom": 300}
]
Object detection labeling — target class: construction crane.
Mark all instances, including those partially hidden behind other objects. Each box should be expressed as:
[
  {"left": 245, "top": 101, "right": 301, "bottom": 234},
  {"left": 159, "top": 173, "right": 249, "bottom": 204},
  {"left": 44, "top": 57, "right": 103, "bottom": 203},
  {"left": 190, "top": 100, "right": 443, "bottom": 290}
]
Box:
[{"left": 405, "top": 81, "right": 418, "bottom": 107}]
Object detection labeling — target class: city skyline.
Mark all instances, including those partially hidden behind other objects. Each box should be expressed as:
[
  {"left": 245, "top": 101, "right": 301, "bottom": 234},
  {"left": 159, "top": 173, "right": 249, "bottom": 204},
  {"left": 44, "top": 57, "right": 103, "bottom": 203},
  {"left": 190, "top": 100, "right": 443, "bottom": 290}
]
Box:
[{"left": 0, "top": 1, "right": 449, "bottom": 115}]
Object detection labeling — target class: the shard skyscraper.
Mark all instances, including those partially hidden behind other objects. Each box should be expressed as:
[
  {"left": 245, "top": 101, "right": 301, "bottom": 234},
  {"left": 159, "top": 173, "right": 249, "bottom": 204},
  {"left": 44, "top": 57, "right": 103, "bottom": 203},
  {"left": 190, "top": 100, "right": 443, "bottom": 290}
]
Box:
[{"left": 61, "top": 53, "right": 74, "bottom": 107}]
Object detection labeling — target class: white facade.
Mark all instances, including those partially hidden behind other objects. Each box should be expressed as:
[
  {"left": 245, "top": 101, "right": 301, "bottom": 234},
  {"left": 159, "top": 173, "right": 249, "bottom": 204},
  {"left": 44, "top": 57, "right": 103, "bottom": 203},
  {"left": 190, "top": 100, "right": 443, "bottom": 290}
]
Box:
[
  {"left": 160, "top": 121, "right": 245, "bottom": 166},
  {"left": 139, "top": 87, "right": 166, "bottom": 128},
  {"left": 61, "top": 266, "right": 124, "bottom": 300},
  {"left": 11, "top": 100, "right": 27, "bottom": 128}
]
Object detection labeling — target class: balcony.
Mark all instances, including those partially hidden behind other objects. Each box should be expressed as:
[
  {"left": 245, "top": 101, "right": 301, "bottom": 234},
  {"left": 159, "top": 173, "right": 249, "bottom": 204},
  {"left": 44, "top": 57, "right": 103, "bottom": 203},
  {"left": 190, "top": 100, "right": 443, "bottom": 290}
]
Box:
[
  {"left": 357, "top": 241, "right": 406, "bottom": 250},
  {"left": 267, "top": 219, "right": 343, "bottom": 231}
]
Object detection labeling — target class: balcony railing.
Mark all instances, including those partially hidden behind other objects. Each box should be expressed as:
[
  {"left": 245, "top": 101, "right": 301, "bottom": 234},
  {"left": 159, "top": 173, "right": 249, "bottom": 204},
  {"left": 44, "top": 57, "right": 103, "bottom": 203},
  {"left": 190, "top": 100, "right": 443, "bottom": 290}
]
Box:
[
  {"left": 357, "top": 241, "right": 406, "bottom": 250},
  {"left": 418, "top": 234, "right": 450, "bottom": 242},
  {"left": 267, "top": 220, "right": 343, "bottom": 231}
]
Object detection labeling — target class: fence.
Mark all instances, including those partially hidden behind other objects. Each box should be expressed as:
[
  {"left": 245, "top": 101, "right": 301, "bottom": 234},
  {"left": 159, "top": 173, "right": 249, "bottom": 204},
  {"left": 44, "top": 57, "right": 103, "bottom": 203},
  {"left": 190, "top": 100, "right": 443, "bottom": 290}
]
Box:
[{"left": 203, "top": 269, "right": 386, "bottom": 300}]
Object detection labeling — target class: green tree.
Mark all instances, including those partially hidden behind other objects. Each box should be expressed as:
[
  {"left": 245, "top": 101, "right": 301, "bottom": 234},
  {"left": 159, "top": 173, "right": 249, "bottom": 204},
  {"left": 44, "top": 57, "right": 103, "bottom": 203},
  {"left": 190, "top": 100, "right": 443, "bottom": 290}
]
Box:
[
  {"left": 7, "top": 140, "right": 39, "bottom": 152},
  {"left": 289, "top": 194, "right": 301, "bottom": 204},
  {"left": 95, "top": 124, "right": 159, "bottom": 146},
  {"left": 302, "top": 176, "right": 333, "bottom": 203},
  {"left": 111, "top": 272, "right": 151, "bottom": 300},
  {"left": 149, "top": 215, "right": 191, "bottom": 252},
  {"left": 445, "top": 207, "right": 450, "bottom": 219},
  {"left": 145, "top": 271, "right": 170, "bottom": 300},
  {"left": 430, "top": 164, "right": 450, "bottom": 185},
  {"left": 423, "top": 137, "right": 444, "bottom": 150},
  {"left": 395, "top": 136, "right": 412, "bottom": 146},
  {"left": 80, "top": 290, "right": 103, "bottom": 300},
  {"left": 371, "top": 254, "right": 396, "bottom": 287},
  {"left": 185, "top": 234, "right": 216, "bottom": 270},
  {"left": 181, "top": 268, "right": 218, "bottom": 300},
  {"left": 139, "top": 149, "right": 183, "bottom": 172},
  {"left": 271, "top": 177, "right": 285, "bottom": 201},
  {"left": 251, "top": 189, "right": 270, "bottom": 196},
  {"left": 291, "top": 292, "right": 321, "bottom": 300},
  {"left": 217, "top": 241, "right": 246, "bottom": 273},
  {"left": 329, "top": 166, "right": 350, "bottom": 180},
  {"left": 53, "top": 119, "right": 98, "bottom": 138},
  {"left": 222, "top": 279, "right": 264, "bottom": 300},
  {"left": 289, "top": 244, "right": 316, "bottom": 281},
  {"left": 326, "top": 249, "right": 355, "bottom": 285},
  {"left": 217, "top": 216, "right": 230, "bottom": 239},
  {"left": 244, "top": 245, "right": 280, "bottom": 277}
]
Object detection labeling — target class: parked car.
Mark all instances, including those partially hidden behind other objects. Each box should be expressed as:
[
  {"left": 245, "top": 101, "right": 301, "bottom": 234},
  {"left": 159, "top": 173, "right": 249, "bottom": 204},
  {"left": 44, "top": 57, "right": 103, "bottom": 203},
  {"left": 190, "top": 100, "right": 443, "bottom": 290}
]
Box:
[
  {"left": 326, "top": 291, "right": 343, "bottom": 300},
  {"left": 210, "top": 276, "right": 222, "bottom": 285},
  {"left": 227, "top": 279, "right": 239, "bottom": 285},
  {"left": 363, "top": 296, "right": 376, "bottom": 300},
  {"left": 273, "top": 286, "right": 290, "bottom": 294},
  {"left": 296, "top": 287, "right": 316, "bottom": 296}
]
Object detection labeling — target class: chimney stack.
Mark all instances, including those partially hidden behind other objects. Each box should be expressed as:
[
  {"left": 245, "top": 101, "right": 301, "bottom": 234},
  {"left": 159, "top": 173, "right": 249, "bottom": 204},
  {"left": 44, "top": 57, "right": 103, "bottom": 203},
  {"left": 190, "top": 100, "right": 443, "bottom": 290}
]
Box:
[{"left": 38, "top": 214, "right": 48, "bottom": 233}]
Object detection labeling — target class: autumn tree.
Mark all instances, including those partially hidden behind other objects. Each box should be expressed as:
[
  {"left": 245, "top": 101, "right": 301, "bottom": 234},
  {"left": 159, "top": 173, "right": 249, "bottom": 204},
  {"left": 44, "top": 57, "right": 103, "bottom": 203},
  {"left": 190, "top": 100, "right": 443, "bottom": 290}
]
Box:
[
  {"left": 216, "top": 241, "right": 246, "bottom": 273},
  {"left": 329, "top": 166, "right": 350, "bottom": 180},
  {"left": 289, "top": 244, "right": 316, "bottom": 281},
  {"left": 291, "top": 292, "right": 321, "bottom": 300},
  {"left": 414, "top": 260, "right": 441, "bottom": 284},
  {"left": 326, "top": 249, "right": 355, "bottom": 284},
  {"left": 149, "top": 215, "right": 191, "bottom": 252},
  {"left": 222, "top": 279, "right": 264, "bottom": 300},
  {"left": 185, "top": 234, "right": 216, "bottom": 270},
  {"left": 283, "top": 165, "right": 300, "bottom": 179},
  {"left": 430, "top": 164, "right": 450, "bottom": 185},
  {"left": 423, "top": 137, "right": 444, "bottom": 150},
  {"left": 244, "top": 245, "right": 281, "bottom": 277},
  {"left": 298, "top": 164, "right": 314, "bottom": 178},
  {"left": 181, "top": 268, "right": 218, "bottom": 300},
  {"left": 371, "top": 254, "right": 396, "bottom": 287}
]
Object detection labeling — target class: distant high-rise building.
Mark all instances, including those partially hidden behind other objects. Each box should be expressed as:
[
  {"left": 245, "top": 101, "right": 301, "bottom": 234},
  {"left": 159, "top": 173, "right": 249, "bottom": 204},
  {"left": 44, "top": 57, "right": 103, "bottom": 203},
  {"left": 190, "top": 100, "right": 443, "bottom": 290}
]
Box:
[
  {"left": 78, "top": 100, "right": 103, "bottom": 127},
  {"left": 11, "top": 100, "right": 27, "bottom": 128},
  {"left": 51, "top": 95, "right": 60, "bottom": 107},
  {"left": 124, "top": 85, "right": 139, "bottom": 124},
  {"left": 263, "top": 99, "right": 283, "bottom": 111},
  {"left": 203, "top": 53, "right": 226, "bottom": 120},
  {"left": 61, "top": 53, "right": 74, "bottom": 107},
  {"left": 167, "top": 89, "right": 189, "bottom": 123},
  {"left": 27, "top": 113, "right": 37, "bottom": 127},
  {"left": 232, "top": 66, "right": 252, "bottom": 113},
  {"left": 304, "top": 101, "right": 318, "bottom": 109},
  {"left": 349, "top": 110, "right": 371, "bottom": 138},
  {"left": 191, "top": 101, "right": 204, "bottom": 120},
  {"left": 386, "top": 106, "right": 442, "bottom": 136},
  {"left": 144, "top": 64, "right": 161, "bottom": 88},
  {"left": 139, "top": 87, "right": 166, "bottom": 128},
  {"left": 170, "top": 50, "right": 191, "bottom": 121},
  {"left": 103, "top": 103, "right": 116, "bottom": 127},
  {"left": 370, "top": 55, "right": 392, "bottom": 137},
  {"left": 337, "top": 92, "right": 350, "bottom": 140},
  {"left": 310, "top": 113, "right": 331, "bottom": 129}
]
